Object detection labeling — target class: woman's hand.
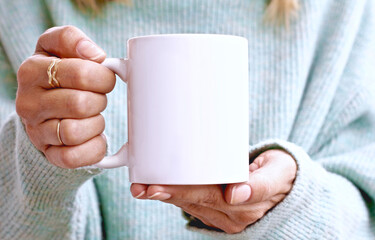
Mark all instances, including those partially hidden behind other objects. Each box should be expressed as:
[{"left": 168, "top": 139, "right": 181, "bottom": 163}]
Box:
[
  {"left": 16, "top": 26, "right": 116, "bottom": 169},
  {"left": 130, "top": 149, "right": 297, "bottom": 234}
]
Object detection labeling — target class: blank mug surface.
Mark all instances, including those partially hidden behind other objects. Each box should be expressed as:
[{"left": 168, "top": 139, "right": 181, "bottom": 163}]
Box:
[{"left": 99, "top": 34, "right": 249, "bottom": 185}]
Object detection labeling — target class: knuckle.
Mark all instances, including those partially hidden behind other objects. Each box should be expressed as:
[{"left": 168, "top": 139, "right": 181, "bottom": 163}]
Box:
[
  {"left": 39, "top": 26, "right": 60, "bottom": 41},
  {"left": 232, "top": 210, "right": 264, "bottom": 225},
  {"left": 89, "top": 137, "right": 107, "bottom": 165},
  {"left": 15, "top": 98, "right": 27, "bottom": 117},
  {"left": 96, "top": 137, "right": 107, "bottom": 159},
  {"left": 254, "top": 210, "right": 265, "bottom": 222},
  {"left": 259, "top": 149, "right": 276, "bottom": 157},
  {"left": 59, "top": 25, "right": 80, "bottom": 45},
  {"left": 252, "top": 210, "right": 265, "bottom": 223},
  {"left": 98, "top": 114, "right": 105, "bottom": 131},
  {"left": 16, "top": 57, "right": 44, "bottom": 119},
  {"left": 59, "top": 148, "right": 80, "bottom": 169},
  {"left": 242, "top": 210, "right": 265, "bottom": 224},
  {"left": 72, "top": 63, "right": 91, "bottom": 89},
  {"left": 17, "top": 62, "right": 29, "bottom": 85},
  {"left": 259, "top": 149, "right": 284, "bottom": 160},
  {"left": 101, "top": 68, "right": 116, "bottom": 92},
  {"left": 196, "top": 191, "right": 220, "bottom": 207},
  {"left": 67, "top": 92, "right": 88, "bottom": 116},
  {"left": 107, "top": 71, "right": 116, "bottom": 90},
  {"left": 17, "top": 57, "right": 37, "bottom": 85},
  {"left": 37, "top": 32, "right": 48, "bottom": 48},
  {"left": 60, "top": 120, "right": 79, "bottom": 145},
  {"left": 101, "top": 94, "right": 108, "bottom": 110},
  {"left": 24, "top": 124, "right": 43, "bottom": 150},
  {"left": 223, "top": 224, "right": 245, "bottom": 234},
  {"left": 184, "top": 203, "right": 201, "bottom": 212},
  {"left": 232, "top": 212, "right": 252, "bottom": 225},
  {"left": 37, "top": 26, "right": 82, "bottom": 55},
  {"left": 16, "top": 96, "right": 39, "bottom": 120}
]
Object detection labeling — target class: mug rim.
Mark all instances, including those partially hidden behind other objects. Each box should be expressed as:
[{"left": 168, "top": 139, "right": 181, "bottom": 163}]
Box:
[{"left": 128, "top": 33, "right": 247, "bottom": 43}]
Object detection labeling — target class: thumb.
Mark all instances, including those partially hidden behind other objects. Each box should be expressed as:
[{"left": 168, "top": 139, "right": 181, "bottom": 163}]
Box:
[
  {"left": 35, "top": 25, "right": 106, "bottom": 62},
  {"left": 225, "top": 159, "right": 279, "bottom": 205},
  {"left": 225, "top": 182, "right": 252, "bottom": 205}
]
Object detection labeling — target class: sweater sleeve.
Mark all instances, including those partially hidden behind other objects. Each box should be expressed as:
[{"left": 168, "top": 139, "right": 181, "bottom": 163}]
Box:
[
  {"left": 188, "top": 112, "right": 375, "bottom": 240},
  {"left": 0, "top": 43, "right": 17, "bottom": 123},
  {"left": 0, "top": 46, "right": 104, "bottom": 240}
]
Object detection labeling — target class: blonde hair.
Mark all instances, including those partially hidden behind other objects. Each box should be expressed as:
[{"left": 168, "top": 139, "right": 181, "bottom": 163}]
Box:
[
  {"left": 265, "top": 0, "right": 299, "bottom": 26},
  {"left": 75, "top": 0, "right": 299, "bottom": 24},
  {"left": 74, "top": 0, "right": 131, "bottom": 13}
]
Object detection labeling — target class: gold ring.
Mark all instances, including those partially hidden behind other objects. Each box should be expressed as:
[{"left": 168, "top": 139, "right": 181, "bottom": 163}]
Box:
[
  {"left": 47, "top": 59, "right": 62, "bottom": 88},
  {"left": 57, "top": 120, "right": 64, "bottom": 145}
]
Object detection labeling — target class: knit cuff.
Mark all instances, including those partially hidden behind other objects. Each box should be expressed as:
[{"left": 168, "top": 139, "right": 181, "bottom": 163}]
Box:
[
  {"left": 1, "top": 113, "right": 105, "bottom": 238},
  {"left": 13, "top": 112, "right": 103, "bottom": 195},
  {"left": 186, "top": 139, "right": 325, "bottom": 239}
]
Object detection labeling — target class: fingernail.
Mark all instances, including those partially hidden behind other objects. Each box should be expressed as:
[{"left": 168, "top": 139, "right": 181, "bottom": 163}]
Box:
[
  {"left": 230, "top": 185, "right": 251, "bottom": 205},
  {"left": 135, "top": 191, "right": 146, "bottom": 199},
  {"left": 148, "top": 192, "right": 172, "bottom": 201},
  {"left": 76, "top": 40, "right": 105, "bottom": 60}
]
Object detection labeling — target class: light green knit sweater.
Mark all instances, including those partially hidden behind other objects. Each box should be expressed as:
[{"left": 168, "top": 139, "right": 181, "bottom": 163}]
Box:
[{"left": 1, "top": 0, "right": 375, "bottom": 239}]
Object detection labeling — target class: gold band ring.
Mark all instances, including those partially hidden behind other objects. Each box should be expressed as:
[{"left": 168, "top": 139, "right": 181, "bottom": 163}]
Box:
[
  {"left": 47, "top": 59, "right": 62, "bottom": 88},
  {"left": 56, "top": 120, "right": 64, "bottom": 145}
]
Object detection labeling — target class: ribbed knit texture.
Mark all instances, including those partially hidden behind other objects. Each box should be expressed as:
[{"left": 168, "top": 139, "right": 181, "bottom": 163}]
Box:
[{"left": 0, "top": 0, "right": 375, "bottom": 239}]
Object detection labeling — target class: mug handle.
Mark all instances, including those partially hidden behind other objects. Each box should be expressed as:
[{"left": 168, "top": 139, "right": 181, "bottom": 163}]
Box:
[{"left": 93, "top": 58, "right": 129, "bottom": 169}]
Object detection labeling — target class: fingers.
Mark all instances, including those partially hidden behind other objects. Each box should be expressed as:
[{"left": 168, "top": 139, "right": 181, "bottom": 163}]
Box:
[
  {"left": 18, "top": 55, "right": 116, "bottom": 93},
  {"left": 130, "top": 184, "right": 226, "bottom": 210},
  {"left": 26, "top": 119, "right": 64, "bottom": 148},
  {"left": 225, "top": 173, "right": 276, "bottom": 206},
  {"left": 145, "top": 185, "right": 227, "bottom": 210},
  {"left": 130, "top": 184, "right": 149, "bottom": 199},
  {"left": 131, "top": 150, "right": 297, "bottom": 235},
  {"left": 130, "top": 182, "right": 246, "bottom": 234},
  {"left": 45, "top": 134, "right": 107, "bottom": 169},
  {"left": 42, "top": 89, "right": 107, "bottom": 120},
  {"left": 17, "top": 25, "right": 112, "bottom": 170},
  {"left": 225, "top": 150, "right": 297, "bottom": 205},
  {"left": 36, "top": 25, "right": 106, "bottom": 62},
  {"left": 58, "top": 115, "right": 105, "bottom": 145},
  {"left": 224, "top": 170, "right": 276, "bottom": 205},
  {"left": 35, "top": 115, "right": 105, "bottom": 147},
  {"left": 26, "top": 89, "right": 106, "bottom": 123},
  {"left": 225, "top": 184, "right": 251, "bottom": 205}
]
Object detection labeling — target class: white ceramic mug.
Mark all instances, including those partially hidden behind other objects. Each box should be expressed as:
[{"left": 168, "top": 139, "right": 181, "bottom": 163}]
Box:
[{"left": 95, "top": 34, "right": 249, "bottom": 185}]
